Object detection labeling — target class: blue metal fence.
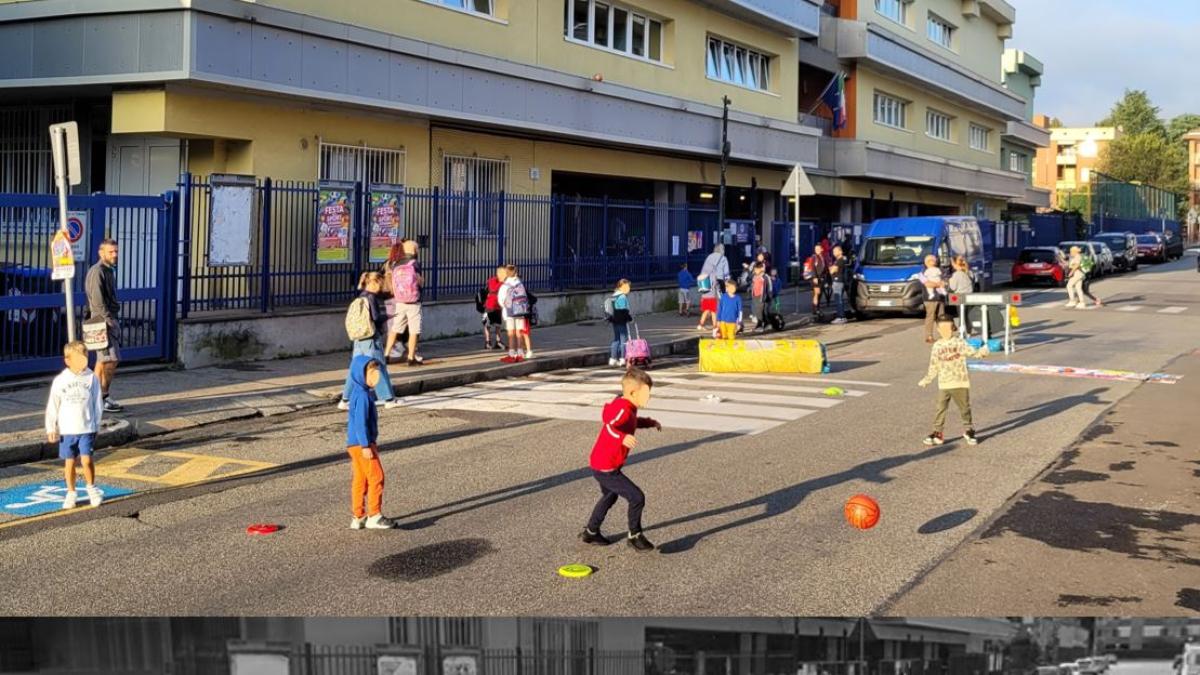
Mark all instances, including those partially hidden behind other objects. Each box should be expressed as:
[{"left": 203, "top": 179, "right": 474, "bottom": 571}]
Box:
[
  {"left": 179, "top": 176, "right": 732, "bottom": 315},
  {"left": 1, "top": 191, "right": 178, "bottom": 378}
]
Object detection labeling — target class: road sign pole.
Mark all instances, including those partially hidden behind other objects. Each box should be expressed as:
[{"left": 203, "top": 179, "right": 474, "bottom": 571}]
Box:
[{"left": 52, "top": 126, "right": 77, "bottom": 342}]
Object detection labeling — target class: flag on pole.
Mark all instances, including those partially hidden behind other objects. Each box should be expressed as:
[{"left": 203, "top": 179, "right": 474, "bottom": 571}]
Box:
[{"left": 820, "top": 73, "right": 847, "bottom": 130}]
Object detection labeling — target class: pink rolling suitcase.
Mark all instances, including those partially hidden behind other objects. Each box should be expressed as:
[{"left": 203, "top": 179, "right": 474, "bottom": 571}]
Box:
[{"left": 624, "top": 322, "right": 651, "bottom": 369}]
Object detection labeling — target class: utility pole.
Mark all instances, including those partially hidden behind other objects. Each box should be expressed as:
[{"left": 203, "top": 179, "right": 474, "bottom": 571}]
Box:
[
  {"left": 49, "top": 122, "right": 81, "bottom": 342},
  {"left": 718, "top": 96, "right": 731, "bottom": 234}
]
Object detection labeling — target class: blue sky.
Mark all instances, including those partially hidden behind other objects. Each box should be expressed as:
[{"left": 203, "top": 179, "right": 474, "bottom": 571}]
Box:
[{"left": 1007, "top": 0, "right": 1200, "bottom": 125}]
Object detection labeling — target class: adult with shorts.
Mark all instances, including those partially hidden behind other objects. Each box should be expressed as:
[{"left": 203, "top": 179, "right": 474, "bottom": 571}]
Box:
[
  {"left": 809, "top": 243, "right": 830, "bottom": 321},
  {"left": 85, "top": 239, "right": 124, "bottom": 413},
  {"left": 696, "top": 244, "right": 730, "bottom": 331},
  {"left": 384, "top": 239, "right": 426, "bottom": 366}
]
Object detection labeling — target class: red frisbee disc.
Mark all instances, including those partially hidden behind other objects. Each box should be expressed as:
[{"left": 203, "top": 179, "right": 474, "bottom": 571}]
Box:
[{"left": 246, "top": 523, "right": 281, "bottom": 535}]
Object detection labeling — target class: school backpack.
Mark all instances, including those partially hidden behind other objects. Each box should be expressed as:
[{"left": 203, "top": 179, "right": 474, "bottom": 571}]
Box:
[
  {"left": 344, "top": 297, "right": 375, "bottom": 341},
  {"left": 603, "top": 296, "right": 615, "bottom": 322},
  {"left": 474, "top": 287, "right": 488, "bottom": 313},
  {"left": 1080, "top": 255, "right": 1095, "bottom": 274},
  {"left": 803, "top": 257, "right": 815, "bottom": 281},
  {"left": 392, "top": 260, "right": 421, "bottom": 303},
  {"left": 507, "top": 282, "right": 531, "bottom": 317}
]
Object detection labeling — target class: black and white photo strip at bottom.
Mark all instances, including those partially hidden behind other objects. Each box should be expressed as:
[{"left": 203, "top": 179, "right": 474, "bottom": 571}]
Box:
[{"left": 1, "top": 617, "right": 1196, "bottom": 675}]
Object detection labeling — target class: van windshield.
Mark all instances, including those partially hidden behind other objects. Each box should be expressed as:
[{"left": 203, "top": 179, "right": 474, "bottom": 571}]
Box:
[{"left": 861, "top": 236, "right": 934, "bottom": 265}]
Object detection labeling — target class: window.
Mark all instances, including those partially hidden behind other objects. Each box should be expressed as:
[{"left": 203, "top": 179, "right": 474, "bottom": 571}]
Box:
[
  {"left": 926, "top": 109, "right": 952, "bottom": 141},
  {"left": 390, "top": 619, "right": 484, "bottom": 646},
  {"left": 319, "top": 142, "right": 407, "bottom": 186},
  {"left": 442, "top": 154, "right": 509, "bottom": 235},
  {"left": 1009, "top": 151, "right": 1026, "bottom": 173},
  {"left": 565, "top": 0, "right": 663, "bottom": 62},
  {"left": 969, "top": 123, "right": 990, "bottom": 151},
  {"left": 875, "top": 0, "right": 910, "bottom": 25},
  {"left": 1080, "top": 167, "right": 1091, "bottom": 183},
  {"left": 874, "top": 92, "right": 907, "bottom": 129},
  {"left": 427, "top": 0, "right": 493, "bottom": 16},
  {"left": 706, "top": 37, "right": 771, "bottom": 91},
  {"left": 927, "top": 13, "right": 954, "bottom": 49}
]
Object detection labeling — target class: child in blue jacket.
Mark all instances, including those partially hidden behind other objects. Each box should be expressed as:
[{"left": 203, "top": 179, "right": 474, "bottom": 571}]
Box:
[{"left": 346, "top": 354, "right": 395, "bottom": 529}]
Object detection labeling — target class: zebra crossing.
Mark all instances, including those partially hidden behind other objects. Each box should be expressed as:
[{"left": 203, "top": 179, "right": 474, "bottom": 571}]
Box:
[
  {"left": 399, "top": 367, "right": 889, "bottom": 436},
  {"left": 1027, "top": 302, "right": 1191, "bottom": 315}
]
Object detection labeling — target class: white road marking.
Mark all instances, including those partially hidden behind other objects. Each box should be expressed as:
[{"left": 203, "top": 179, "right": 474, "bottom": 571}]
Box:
[
  {"left": 1117, "top": 305, "right": 1144, "bottom": 312},
  {"left": 1158, "top": 306, "right": 1187, "bottom": 314},
  {"left": 527, "top": 372, "right": 869, "bottom": 397}
]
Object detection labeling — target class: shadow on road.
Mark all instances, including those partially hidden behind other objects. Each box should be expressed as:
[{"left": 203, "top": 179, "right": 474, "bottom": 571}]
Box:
[
  {"left": 917, "top": 509, "right": 978, "bottom": 534},
  {"left": 974, "top": 387, "right": 1111, "bottom": 443},
  {"left": 648, "top": 443, "right": 956, "bottom": 554}
]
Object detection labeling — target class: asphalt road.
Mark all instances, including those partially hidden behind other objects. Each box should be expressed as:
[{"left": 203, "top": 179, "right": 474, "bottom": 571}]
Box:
[
  {"left": 1108, "top": 661, "right": 1178, "bottom": 675},
  {"left": 0, "top": 256, "right": 1196, "bottom": 616}
]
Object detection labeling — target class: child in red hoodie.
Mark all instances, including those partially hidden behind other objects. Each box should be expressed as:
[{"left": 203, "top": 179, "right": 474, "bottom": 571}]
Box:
[{"left": 580, "top": 367, "right": 662, "bottom": 551}]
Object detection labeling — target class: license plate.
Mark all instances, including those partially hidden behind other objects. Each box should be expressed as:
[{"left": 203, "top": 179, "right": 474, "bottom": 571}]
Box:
[
  {"left": 880, "top": 285, "right": 891, "bottom": 293},
  {"left": 877, "top": 300, "right": 894, "bottom": 307}
]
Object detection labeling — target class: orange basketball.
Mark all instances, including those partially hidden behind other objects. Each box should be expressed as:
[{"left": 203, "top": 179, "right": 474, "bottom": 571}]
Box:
[{"left": 844, "top": 494, "right": 880, "bottom": 530}]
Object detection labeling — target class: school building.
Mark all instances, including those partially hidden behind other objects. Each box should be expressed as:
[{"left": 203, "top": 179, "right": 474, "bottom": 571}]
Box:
[
  {"left": 0, "top": 0, "right": 1046, "bottom": 247},
  {"left": 0, "top": 617, "right": 1019, "bottom": 675}
]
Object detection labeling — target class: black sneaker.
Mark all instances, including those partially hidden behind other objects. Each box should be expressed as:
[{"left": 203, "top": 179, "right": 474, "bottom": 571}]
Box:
[
  {"left": 491, "top": 342, "right": 504, "bottom": 351},
  {"left": 964, "top": 429, "right": 979, "bottom": 446},
  {"left": 923, "top": 432, "right": 945, "bottom": 446},
  {"left": 627, "top": 532, "right": 655, "bottom": 552},
  {"left": 102, "top": 397, "right": 124, "bottom": 413},
  {"left": 407, "top": 359, "right": 425, "bottom": 367},
  {"left": 579, "top": 529, "right": 611, "bottom": 546}
]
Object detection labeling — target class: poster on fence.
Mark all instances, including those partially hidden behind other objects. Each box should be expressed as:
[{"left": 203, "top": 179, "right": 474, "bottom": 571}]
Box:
[
  {"left": 209, "top": 174, "right": 256, "bottom": 266},
  {"left": 316, "top": 181, "right": 355, "bottom": 264},
  {"left": 687, "top": 230, "right": 704, "bottom": 253},
  {"left": 368, "top": 185, "right": 405, "bottom": 263}
]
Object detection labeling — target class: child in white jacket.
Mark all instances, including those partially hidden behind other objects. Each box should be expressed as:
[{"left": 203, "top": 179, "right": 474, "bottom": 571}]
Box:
[{"left": 45, "top": 341, "right": 105, "bottom": 509}]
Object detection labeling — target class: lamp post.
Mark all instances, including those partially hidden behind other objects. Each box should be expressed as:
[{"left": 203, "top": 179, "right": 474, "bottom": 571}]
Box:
[{"left": 718, "top": 96, "right": 731, "bottom": 234}]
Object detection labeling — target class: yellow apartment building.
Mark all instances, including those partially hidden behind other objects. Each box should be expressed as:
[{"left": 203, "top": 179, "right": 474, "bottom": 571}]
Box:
[{"left": 1032, "top": 123, "right": 1120, "bottom": 211}]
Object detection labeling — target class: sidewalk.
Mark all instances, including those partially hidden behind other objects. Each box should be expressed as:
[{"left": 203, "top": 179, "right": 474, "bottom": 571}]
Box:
[{"left": 0, "top": 293, "right": 817, "bottom": 467}]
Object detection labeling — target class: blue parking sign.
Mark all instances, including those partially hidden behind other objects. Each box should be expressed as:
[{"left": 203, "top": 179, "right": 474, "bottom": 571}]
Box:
[{"left": 0, "top": 482, "right": 133, "bottom": 517}]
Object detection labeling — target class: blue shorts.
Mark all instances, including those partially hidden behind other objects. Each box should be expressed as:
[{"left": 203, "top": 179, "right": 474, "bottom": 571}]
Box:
[{"left": 58, "top": 434, "right": 96, "bottom": 461}]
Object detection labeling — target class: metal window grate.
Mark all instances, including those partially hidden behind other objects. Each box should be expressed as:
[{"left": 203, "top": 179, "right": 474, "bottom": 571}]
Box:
[
  {"left": 389, "top": 618, "right": 484, "bottom": 647},
  {"left": 0, "top": 105, "right": 71, "bottom": 194},
  {"left": 318, "top": 142, "right": 406, "bottom": 187},
  {"left": 442, "top": 154, "right": 510, "bottom": 235}
]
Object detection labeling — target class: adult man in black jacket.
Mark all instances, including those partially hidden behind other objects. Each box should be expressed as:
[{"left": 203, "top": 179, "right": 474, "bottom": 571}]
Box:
[
  {"left": 85, "top": 238, "right": 123, "bottom": 412},
  {"left": 830, "top": 245, "right": 854, "bottom": 324}
]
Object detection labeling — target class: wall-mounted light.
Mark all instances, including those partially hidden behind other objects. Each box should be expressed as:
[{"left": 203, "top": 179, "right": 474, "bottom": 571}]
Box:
[
  {"left": 738, "top": 195, "right": 746, "bottom": 201},
  {"left": 699, "top": 191, "right": 714, "bottom": 199}
]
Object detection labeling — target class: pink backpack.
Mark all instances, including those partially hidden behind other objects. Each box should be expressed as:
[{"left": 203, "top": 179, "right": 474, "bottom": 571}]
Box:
[{"left": 392, "top": 260, "right": 420, "bottom": 303}]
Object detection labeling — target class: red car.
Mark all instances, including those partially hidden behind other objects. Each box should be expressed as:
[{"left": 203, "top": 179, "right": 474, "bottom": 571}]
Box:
[{"left": 1012, "top": 247, "right": 1067, "bottom": 286}]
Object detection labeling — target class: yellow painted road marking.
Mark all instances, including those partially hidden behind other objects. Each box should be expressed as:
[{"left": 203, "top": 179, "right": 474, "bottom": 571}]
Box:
[{"left": 18, "top": 449, "right": 276, "bottom": 486}]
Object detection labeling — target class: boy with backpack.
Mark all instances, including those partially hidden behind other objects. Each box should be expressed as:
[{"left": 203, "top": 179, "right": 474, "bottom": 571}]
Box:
[
  {"left": 477, "top": 266, "right": 507, "bottom": 351},
  {"left": 498, "top": 264, "right": 534, "bottom": 362},
  {"left": 676, "top": 263, "right": 695, "bottom": 317},
  {"left": 384, "top": 240, "right": 425, "bottom": 367},
  {"left": 918, "top": 318, "right": 989, "bottom": 446},
  {"left": 579, "top": 367, "right": 661, "bottom": 551},
  {"left": 339, "top": 272, "right": 402, "bottom": 411},
  {"left": 45, "top": 341, "right": 105, "bottom": 509}
]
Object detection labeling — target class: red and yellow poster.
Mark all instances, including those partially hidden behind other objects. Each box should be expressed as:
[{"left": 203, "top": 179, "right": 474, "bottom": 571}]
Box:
[{"left": 368, "top": 190, "right": 404, "bottom": 263}]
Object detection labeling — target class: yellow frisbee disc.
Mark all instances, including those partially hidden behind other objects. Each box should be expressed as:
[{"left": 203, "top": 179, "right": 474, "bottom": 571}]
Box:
[
  {"left": 557, "top": 564, "right": 594, "bottom": 578},
  {"left": 823, "top": 386, "right": 845, "bottom": 397}
]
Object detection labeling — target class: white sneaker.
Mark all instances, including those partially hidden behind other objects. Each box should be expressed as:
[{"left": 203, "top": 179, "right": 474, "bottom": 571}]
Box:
[
  {"left": 365, "top": 514, "right": 397, "bottom": 529},
  {"left": 1064, "top": 302, "right": 1077, "bottom": 308},
  {"left": 383, "top": 399, "right": 404, "bottom": 410},
  {"left": 62, "top": 491, "right": 77, "bottom": 510},
  {"left": 617, "top": 358, "right": 626, "bottom": 367},
  {"left": 350, "top": 517, "right": 366, "bottom": 530},
  {"left": 608, "top": 358, "right": 618, "bottom": 367},
  {"left": 696, "top": 324, "right": 705, "bottom": 330},
  {"left": 337, "top": 399, "right": 349, "bottom": 411},
  {"left": 86, "top": 486, "right": 102, "bottom": 507},
  {"left": 524, "top": 350, "right": 534, "bottom": 359}
]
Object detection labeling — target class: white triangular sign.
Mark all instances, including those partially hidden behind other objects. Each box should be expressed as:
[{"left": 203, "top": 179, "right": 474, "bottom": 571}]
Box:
[{"left": 781, "top": 164, "right": 815, "bottom": 197}]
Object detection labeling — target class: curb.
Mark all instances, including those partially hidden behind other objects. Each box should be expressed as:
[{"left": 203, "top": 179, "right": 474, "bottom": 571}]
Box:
[
  {"left": 0, "top": 418, "right": 136, "bottom": 468},
  {"left": 0, "top": 315, "right": 814, "bottom": 470}
]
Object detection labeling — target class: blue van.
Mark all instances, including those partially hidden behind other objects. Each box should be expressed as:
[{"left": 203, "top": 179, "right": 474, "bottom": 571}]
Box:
[{"left": 853, "top": 216, "right": 989, "bottom": 316}]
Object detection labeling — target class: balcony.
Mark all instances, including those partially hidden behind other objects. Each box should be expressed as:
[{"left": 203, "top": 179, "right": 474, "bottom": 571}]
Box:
[
  {"left": 818, "top": 138, "right": 1028, "bottom": 198},
  {"left": 1003, "top": 120, "right": 1050, "bottom": 148},
  {"left": 1013, "top": 185, "right": 1052, "bottom": 209},
  {"left": 714, "top": 0, "right": 822, "bottom": 38},
  {"left": 1057, "top": 153, "right": 1078, "bottom": 165},
  {"left": 832, "top": 20, "right": 1027, "bottom": 120}
]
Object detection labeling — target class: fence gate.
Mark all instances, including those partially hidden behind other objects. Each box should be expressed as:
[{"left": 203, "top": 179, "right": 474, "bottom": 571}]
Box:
[{"left": 0, "top": 191, "right": 178, "bottom": 379}]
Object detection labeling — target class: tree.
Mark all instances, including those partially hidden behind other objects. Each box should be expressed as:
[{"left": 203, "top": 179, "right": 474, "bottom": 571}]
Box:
[
  {"left": 1098, "top": 133, "right": 1188, "bottom": 193},
  {"left": 1166, "top": 113, "right": 1200, "bottom": 142},
  {"left": 1097, "top": 89, "right": 1166, "bottom": 137}
]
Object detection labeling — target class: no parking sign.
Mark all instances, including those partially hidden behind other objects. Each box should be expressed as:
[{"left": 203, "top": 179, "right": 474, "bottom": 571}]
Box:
[{"left": 66, "top": 210, "right": 88, "bottom": 259}]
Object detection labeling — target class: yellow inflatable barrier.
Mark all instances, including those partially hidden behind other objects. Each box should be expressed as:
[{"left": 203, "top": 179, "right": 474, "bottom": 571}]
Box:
[{"left": 698, "top": 338, "right": 830, "bottom": 374}]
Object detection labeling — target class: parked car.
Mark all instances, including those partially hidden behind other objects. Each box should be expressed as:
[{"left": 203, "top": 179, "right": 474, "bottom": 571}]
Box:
[
  {"left": 1159, "top": 229, "right": 1185, "bottom": 260},
  {"left": 1012, "top": 247, "right": 1068, "bottom": 286},
  {"left": 1101, "top": 655, "right": 1118, "bottom": 666},
  {"left": 1075, "top": 658, "right": 1107, "bottom": 675},
  {"left": 1092, "top": 242, "right": 1116, "bottom": 276},
  {"left": 853, "top": 216, "right": 989, "bottom": 317},
  {"left": 1092, "top": 232, "right": 1139, "bottom": 271},
  {"left": 1136, "top": 233, "right": 1168, "bottom": 263},
  {"left": 1059, "top": 663, "right": 1080, "bottom": 675},
  {"left": 1058, "top": 241, "right": 1102, "bottom": 278},
  {"left": 1177, "top": 643, "right": 1200, "bottom": 675}
]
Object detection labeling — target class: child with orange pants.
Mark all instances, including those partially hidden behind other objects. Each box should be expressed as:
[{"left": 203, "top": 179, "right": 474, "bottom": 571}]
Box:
[{"left": 346, "top": 354, "right": 395, "bottom": 529}]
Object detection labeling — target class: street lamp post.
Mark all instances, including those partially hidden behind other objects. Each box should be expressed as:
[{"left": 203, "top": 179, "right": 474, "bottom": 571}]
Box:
[{"left": 718, "top": 96, "right": 731, "bottom": 234}]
